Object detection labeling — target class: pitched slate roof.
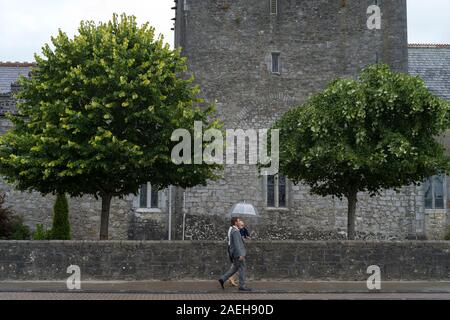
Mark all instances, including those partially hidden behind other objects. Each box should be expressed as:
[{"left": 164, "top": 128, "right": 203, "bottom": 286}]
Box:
[
  {"left": 0, "top": 62, "right": 34, "bottom": 94},
  {"left": 408, "top": 44, "right": 450, "bottom": 101}
]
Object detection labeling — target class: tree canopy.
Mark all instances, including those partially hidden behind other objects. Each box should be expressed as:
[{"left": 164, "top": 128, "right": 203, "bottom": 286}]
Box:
[
  {"left": 273, "top": 64, "right": 450, "bottom": 239},
  {"left": 0, "top": 14, "right": 221, "bottom": 239}
]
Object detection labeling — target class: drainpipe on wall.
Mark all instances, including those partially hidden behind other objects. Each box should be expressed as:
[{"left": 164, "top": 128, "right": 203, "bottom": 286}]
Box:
[
  {"left": 168, "top": 186, "right": 172, "bottom": 241},
  {"left": 182, "top": 191, "right": 186, "bottom": 241}
]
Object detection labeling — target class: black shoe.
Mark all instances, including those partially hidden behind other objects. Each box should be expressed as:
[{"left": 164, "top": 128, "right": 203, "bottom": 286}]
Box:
[
  {"left": 239, "top": 287, "right": 252, "bottom": 292},
  {"left": 218, "top": 279, "right": 225, "bottom": 290}
]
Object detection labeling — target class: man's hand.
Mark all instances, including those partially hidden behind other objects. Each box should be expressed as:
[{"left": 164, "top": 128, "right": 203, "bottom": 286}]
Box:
[{"left": 239, "top": 256, "right": 245, "bottom": 261}]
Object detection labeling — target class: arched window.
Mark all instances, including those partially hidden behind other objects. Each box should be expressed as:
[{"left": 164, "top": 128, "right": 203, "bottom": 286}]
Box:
[{"left": 267, "top": 175, "right": 287, "bottom": 208}]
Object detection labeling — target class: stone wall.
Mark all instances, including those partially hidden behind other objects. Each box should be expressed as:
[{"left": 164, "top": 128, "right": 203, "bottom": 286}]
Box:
[
  {"left": 425, "top": 210, "right": 449, "bottom": 240},
  {"left": 0, "top": 241, "right": 448, "bottom": 281},
  {"left": 0, "top": 178, "right": 132, "bottom": 240}
]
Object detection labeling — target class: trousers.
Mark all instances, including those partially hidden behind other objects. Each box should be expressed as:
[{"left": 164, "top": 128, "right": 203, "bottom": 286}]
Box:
[{"left": 220, "top": 257, "right": 246, "bottom": 288}]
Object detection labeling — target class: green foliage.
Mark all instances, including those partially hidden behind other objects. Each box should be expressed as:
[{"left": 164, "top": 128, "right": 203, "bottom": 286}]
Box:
[
  {"left": 445, "top": 231, "right": 450, "bottom": 241},
  {"left": 272, "top": 64, "right": 450, "bottom": 239},
  {"left": 32, "top": 224, "right": 52, "bottom": 240},
  {"left": 9, "top": 215, "right": 31, "bottom": 240},
  {"left": 0, "top": 13, "right": 220, "bottom": 196},
  {"left": 0, "top": 193, "right": 30, "bottom": 240},
  {"left": 0, "top": 14, "right": 222, "bottom": 239},
  {"left": 51, "top": 194, "right": 71, "bottom": 240},
  {"left": 0, "top": 195, "right": 12, "bottom": 239},
  {"left": 274, "top": 64, "right": 450, "bottom": 199}
]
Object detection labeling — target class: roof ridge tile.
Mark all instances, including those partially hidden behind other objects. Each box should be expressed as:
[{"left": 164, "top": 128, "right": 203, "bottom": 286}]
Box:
[
  {"left": 408, "top": 44, "right": 450, "bottom": 49},
  {"left": 0, "top": 62, "right": 36, "bottom": 67}
]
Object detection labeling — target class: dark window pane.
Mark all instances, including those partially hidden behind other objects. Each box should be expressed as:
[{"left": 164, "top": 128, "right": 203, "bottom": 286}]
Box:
[
  {"left": 278, "top": 175, "right": 286, "bottom": 207},
  {"left": 151, "top": 188, "right": 159, "bottom": 208},
  {"left": 435, "top": 198, "right": 444, "bottom": 209},
  {"left": 434, "top": 175, "right": 444, "bottom": 209},
  {"left": 267, "top": 175, "right": 275, "bottom": 207},
  {"left": 139, "top": 184, "right": 148, "bottom": 208},
  {"left": 272, "top": 53, "right": 280, "bottom": 73}
]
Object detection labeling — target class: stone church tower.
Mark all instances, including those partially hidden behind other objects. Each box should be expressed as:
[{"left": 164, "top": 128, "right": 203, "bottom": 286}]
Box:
[{"left": 172, "top": 0, "right": 427, "bottom": 240}]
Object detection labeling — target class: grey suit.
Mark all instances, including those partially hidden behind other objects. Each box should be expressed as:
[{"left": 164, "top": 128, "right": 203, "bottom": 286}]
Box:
[{"left": 220, "top": 228, "right": 247, "bottom": 288}]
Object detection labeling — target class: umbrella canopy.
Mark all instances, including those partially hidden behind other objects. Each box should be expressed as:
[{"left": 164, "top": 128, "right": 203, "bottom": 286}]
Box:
[{"left": 229, "top": 202, "right": 259, "bottom": 217}]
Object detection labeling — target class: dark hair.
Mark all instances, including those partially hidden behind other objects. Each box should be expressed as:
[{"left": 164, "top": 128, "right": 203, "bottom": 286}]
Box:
[{"left": 230, "top": 217, "right": 240, "bottom": 226}]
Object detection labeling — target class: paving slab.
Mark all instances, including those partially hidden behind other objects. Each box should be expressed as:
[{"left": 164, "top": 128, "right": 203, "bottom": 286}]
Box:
[
  {"left": 0, "top": 292, "right": 450, "bottom": 300},
  {"left": 0, "top": 281, "right": 449, "bottom": 294}
]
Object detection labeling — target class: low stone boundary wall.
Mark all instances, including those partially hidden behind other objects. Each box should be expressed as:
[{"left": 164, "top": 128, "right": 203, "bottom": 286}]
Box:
[{"left": 0, "top": 241, "right": 449, "bottom": 281}]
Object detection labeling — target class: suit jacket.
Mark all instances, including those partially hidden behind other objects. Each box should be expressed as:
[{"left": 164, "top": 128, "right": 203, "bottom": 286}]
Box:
[{"left": 228, "top": 228, "right": 246, "bottom": 259}]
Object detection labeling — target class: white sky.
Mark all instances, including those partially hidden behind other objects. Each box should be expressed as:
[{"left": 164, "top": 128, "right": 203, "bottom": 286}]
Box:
[{"left": 0, "top": 0, "right": 449, "bottom": 62}]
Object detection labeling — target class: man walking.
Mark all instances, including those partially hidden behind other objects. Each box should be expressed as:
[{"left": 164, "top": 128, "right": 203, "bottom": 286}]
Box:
[{"left": 219, "top": 217, "right": 252, "bottom": 292}]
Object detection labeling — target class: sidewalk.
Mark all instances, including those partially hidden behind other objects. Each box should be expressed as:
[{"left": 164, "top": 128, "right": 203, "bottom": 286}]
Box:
[{"left": 1, "top": 281, "right": 449, "bottom": 294}]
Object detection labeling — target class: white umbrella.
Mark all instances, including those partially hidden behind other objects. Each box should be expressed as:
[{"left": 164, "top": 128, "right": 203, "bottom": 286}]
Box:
[{"left": 229, "top": 201, "right": 259, "bottom": 217}]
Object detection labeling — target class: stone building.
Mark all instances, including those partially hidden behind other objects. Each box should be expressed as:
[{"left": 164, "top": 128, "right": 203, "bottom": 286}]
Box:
[{"left": 0, "top": 0, "right": 449, "bottom": 240}]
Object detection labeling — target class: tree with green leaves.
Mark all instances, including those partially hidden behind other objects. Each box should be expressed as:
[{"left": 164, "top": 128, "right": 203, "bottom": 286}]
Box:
[
  {"left": 0, "top": 14, "right": 221, "bottom": 240},
  {"left": 51, "top": 194, "right": 71, "bottom": 240},
  {"left": 273, "top": 64, "right": 450, "bottom": 240}
]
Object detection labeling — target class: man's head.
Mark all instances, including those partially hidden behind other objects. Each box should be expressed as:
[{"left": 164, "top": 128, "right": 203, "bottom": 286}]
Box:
[
  {"left": 238, "top": 220, "right": 245, "bottom": 229},
  {"left": 230, "top": 217, "right": 241, "bottom": 227}
]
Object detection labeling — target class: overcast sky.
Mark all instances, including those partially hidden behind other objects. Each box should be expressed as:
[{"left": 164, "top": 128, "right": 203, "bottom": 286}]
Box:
[{"left": 0, "top": 0, "right": 449, "bottom": 62}]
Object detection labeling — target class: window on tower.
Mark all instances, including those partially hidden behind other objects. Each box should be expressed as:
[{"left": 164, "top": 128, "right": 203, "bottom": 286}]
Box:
[
  {"left": 270, "top": 0, "right": 278, "bottom": 15},
  {"left": 271, "top": 52, "right": 280, "bottom": 74}
]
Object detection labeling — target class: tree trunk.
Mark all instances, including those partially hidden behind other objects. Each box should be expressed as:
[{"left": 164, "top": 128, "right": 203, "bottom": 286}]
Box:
[
  {"left": 347, "top": 192, "right": 358, "bottom": 240},
  {"left": 100, "top": 193, "right": 113, "bottom": 240}
]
